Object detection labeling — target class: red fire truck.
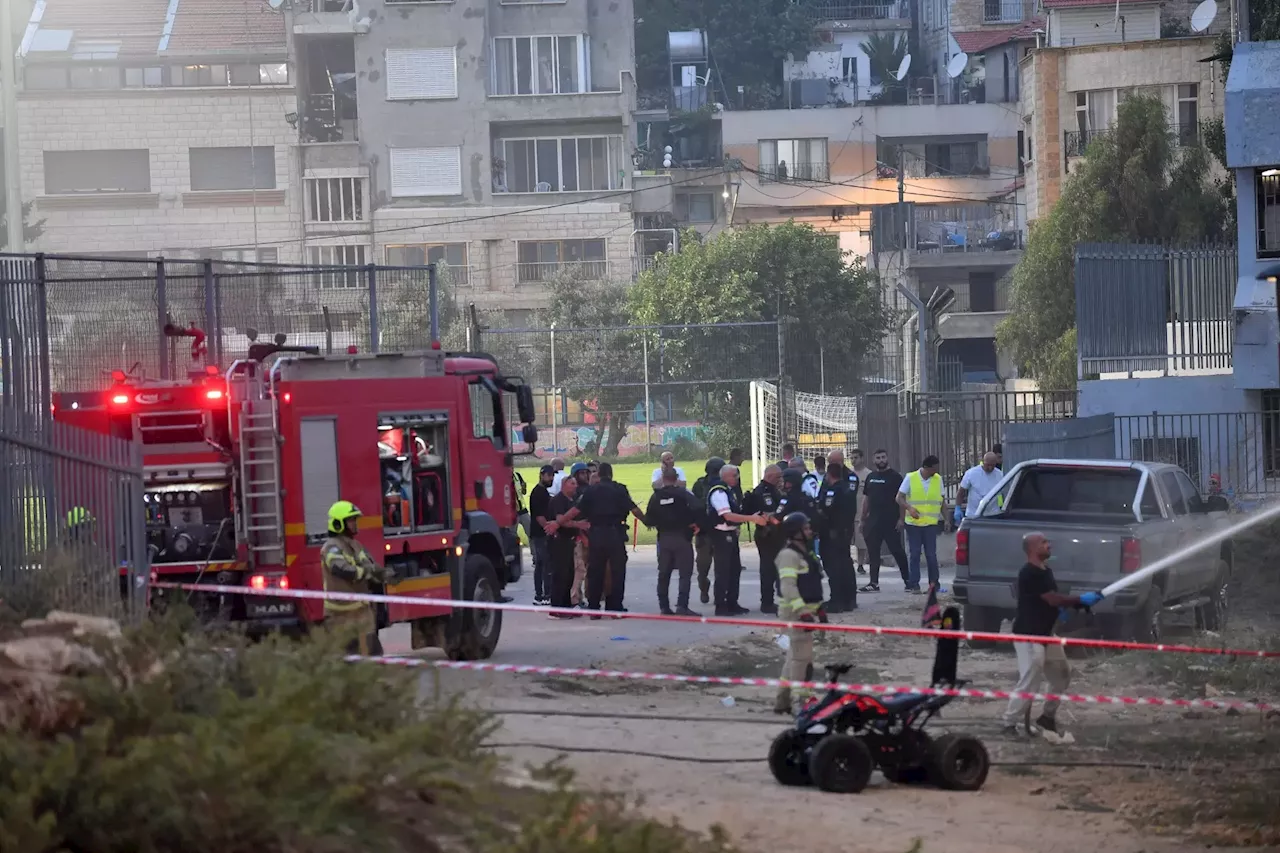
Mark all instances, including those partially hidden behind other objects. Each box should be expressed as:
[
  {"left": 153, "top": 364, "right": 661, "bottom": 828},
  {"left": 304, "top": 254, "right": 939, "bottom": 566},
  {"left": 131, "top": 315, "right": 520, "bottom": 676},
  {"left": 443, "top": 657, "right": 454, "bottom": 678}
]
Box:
[{"left": 53, "top": 337, "right": 537, "bottom": 660}]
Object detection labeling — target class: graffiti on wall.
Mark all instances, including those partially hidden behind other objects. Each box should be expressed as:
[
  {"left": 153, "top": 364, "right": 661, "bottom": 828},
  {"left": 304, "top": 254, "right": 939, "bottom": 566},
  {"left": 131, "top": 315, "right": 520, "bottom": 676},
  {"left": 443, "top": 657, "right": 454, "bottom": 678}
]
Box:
[{"left": 511, "top": 422, "right": 707, "bottom": 458}]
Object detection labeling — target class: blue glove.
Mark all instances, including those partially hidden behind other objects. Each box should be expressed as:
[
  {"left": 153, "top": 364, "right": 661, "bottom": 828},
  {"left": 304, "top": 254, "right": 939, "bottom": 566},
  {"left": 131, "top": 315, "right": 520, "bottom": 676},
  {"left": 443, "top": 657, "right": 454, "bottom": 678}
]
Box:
[
  {"left": 1079, "top": 591, "right": 1103, "bottom": 607},
  {"left": 953, "top": 506, "right": 965, "bottom": 526}
]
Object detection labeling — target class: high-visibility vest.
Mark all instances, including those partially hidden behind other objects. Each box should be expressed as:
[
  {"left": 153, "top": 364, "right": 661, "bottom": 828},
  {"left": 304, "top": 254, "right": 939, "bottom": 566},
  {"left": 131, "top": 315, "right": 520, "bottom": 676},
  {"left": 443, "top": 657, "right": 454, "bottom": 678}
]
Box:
[{"left": 904, "top": 471, "right": 943, "bottom": 527}]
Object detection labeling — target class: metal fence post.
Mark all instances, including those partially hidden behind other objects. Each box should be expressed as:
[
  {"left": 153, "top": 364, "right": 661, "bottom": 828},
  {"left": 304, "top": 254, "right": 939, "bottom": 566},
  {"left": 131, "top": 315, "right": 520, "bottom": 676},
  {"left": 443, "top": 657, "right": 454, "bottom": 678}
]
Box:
[
  {"left": 428, "top": 264, "right": 439, "bottom": 343},
  {"left": 367, "top": 264, "right": 379, "bottom": 353},
  {"left": 202, "top": 259, "right": 218, "bottom": 366},
  {"left": 776, "top": 318, "right": 788, "bottom": 446},
  {"left": 550, "top": 323, "right": 558, "bottom": 455},
  {"left": 34, "top": 254, "right": 51, "bottom": 416},
  {"left": 642, "top": 329, "right": 652, "bottom": 455},
  {"left": 156, "top": 258, "right": 169, "bottom": 380}
]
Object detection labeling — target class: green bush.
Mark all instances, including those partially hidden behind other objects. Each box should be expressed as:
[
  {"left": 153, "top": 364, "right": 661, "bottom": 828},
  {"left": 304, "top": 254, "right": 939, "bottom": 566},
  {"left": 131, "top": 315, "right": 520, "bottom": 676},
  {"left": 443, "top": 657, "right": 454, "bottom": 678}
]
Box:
[{"left": 0, "top": 615, "right": 735, "bottom": 853}]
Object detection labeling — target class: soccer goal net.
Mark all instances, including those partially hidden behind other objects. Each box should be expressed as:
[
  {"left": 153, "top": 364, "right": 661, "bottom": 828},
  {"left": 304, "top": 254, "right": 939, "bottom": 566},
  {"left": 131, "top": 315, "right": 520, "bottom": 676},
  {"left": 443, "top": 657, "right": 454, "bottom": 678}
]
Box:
[{"left": 749, "top": 381, "right": 862, "bottom": 475}]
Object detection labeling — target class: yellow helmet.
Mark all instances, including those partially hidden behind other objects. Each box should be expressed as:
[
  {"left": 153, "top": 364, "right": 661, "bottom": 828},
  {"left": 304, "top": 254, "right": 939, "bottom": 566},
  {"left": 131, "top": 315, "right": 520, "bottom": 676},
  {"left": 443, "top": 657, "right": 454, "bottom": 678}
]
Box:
[
  {"left": 327, "top": 500, "right": 362, "bottom": 535},
  {"left": 67, "top": 506, "right": 94, "bottom": 527}
]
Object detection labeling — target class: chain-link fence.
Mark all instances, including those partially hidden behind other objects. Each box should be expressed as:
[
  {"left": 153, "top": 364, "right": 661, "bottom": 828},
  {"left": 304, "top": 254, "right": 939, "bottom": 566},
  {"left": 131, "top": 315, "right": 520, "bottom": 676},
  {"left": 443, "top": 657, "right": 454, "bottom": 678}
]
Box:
[{"left": 2, "top": 253, "right": 446, "bottom": 393}]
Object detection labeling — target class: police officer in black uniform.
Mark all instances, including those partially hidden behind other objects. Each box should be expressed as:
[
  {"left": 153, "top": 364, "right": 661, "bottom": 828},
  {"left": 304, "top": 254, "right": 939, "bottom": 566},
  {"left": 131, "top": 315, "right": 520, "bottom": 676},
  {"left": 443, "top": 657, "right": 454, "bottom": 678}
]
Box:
[
  {"left": 743, "top": 464, "right": 784, "bottom": 614},
  {"left": 645, "top": 466, "right": 702, "bottom": 616},
  {"left": 816, "top": 456, "right": 858, "bottom": 614},
  {"left": 560, "top": 462, "right": 645, "bottom": 618},
  {"left": 691, "top": 457, "right": 725, "bottom": 605},
  {"left": 706, "top": 464, "right": 771, "bottom": 616}
]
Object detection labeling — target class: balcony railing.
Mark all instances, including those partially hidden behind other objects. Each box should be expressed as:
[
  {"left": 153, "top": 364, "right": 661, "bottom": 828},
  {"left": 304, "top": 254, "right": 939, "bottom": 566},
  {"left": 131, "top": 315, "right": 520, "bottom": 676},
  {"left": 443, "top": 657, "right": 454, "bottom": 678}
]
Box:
[
  {"left": 516, "top": 260, "right": 611, "bottom": 284},
  {"left": 811, "top": 0, "right": 911, "bottom": 20},
  {"left": 984, "top": 0, "right": 1025, "bottom": 22},
  {"left": 1065, "top": 123, "right": 1202, "bottom": 158},
  {"left": 757, "top": 161, "right": 831, "bottom": 183}
]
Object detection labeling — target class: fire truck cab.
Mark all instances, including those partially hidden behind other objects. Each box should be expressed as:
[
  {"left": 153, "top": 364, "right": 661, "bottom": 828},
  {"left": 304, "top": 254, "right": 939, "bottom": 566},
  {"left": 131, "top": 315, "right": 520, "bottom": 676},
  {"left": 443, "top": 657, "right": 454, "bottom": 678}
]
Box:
[{"left": 54, "top": 342, "right": 536, "bottom": 661}]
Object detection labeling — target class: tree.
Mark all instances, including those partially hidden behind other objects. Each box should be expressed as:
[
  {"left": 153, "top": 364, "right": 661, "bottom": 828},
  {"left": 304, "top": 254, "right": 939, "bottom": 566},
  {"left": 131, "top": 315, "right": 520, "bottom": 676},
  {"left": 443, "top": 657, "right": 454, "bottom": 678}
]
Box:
[
  {"left": 862, "top": 32, "right": 909, "bottom": 104},
  {"left": 635, "top": 0, "right": 817, "bottom": 109},
  {"left": 995, "top": 95, "right": 1229, "bottom": 390},
  {"left": 543, "top": 273, "right": 641, "bottom": 457},
  {"left": 629, "top": 222, "right": 889, "bottom": 396},
  {"left": 0, "top": 200, "right": 46, "bottom": 249}
]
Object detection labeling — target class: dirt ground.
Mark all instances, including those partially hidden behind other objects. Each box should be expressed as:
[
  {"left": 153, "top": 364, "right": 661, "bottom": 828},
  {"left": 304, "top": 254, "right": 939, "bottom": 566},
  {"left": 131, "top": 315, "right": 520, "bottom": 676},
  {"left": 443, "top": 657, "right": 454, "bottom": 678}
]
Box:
[{"left": 435, "top": 566, "right": 1280, "bottom": 853}]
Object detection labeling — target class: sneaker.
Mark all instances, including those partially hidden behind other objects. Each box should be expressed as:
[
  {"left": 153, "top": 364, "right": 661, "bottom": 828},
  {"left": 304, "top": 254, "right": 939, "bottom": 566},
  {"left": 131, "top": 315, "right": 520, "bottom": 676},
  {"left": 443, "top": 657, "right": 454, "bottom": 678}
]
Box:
[
  {"left": 675, "top": 606, "right": 701, "bottom": 617},
  {"left": 699, "top": 589, "right": 711, "bottom": 605},
  {"left": 760, "top": 603, "right": 778, "bottom": 615},
  {"left": 1035, "top": 714, "right": 1058, "bottom": 733},
  {"left": 731, "top": 605, "right": 750, "bottom": 616},
  {"left": 548, "top": 612, "right": 579, "bottom": 620},
  {"left": 859, "top": 583, "right": 880, "bottom": 593},
  {"left": 857, "top": 566, "right": 868, "bottom": 575},
  {"left": 660, "top": 606, "right": 675, "bottom": 616}
]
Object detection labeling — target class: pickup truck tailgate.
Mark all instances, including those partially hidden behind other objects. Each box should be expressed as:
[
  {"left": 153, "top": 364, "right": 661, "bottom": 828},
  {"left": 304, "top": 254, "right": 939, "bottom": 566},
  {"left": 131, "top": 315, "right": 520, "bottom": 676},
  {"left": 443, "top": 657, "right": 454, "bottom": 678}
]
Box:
[{"left": 965, "top": 517, "right": 1126, "bottom": 602}]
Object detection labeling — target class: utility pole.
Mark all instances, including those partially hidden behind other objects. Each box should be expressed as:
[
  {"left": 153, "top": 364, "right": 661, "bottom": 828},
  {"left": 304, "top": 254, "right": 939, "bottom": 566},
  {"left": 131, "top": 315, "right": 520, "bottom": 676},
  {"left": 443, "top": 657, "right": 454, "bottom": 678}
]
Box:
[{"left": 1, "top": 0, "right": 24, "bottom": 252}]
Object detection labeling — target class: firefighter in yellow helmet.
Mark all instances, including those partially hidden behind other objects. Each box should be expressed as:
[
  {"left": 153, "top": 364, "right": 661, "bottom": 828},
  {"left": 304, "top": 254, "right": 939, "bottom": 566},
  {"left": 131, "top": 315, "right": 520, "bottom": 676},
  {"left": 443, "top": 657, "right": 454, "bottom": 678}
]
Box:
[
  {"left": 66, "top": 506, "right": 96, "bottom": 543},
  {"left": 322, "top": 500, "right": 393, "bottom": 655},
  {"left": 774, "top": 511, "right": 826, "bottom": 715}
]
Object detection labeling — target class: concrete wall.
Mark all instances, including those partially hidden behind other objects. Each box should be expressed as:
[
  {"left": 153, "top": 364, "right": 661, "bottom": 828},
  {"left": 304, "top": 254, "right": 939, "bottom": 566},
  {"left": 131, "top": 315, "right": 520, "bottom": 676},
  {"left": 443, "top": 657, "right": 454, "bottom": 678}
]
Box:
[
  {"left": 783, "top": 32, "right": 880, "bottom": 104},
  {"left": 19, "top": 89, "right": 303, "bottom": 260}
]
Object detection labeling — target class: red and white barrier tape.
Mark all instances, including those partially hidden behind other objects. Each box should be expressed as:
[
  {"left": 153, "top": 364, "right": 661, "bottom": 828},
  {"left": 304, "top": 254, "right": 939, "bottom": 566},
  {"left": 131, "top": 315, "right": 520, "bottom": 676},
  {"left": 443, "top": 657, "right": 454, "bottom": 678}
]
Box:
[
  {"left": 351, "top": 655, "right": 1278, "bottom": 713},
  {"left": 152, "top": 581, "right": 1280, "bottom": 660}
]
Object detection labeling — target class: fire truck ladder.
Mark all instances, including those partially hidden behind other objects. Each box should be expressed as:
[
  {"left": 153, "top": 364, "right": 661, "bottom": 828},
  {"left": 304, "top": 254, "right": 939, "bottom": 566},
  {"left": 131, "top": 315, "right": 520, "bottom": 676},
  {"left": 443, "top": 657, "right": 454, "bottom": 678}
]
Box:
[{"left": 238, "top": 400, "right": 285, "bottom": 567}]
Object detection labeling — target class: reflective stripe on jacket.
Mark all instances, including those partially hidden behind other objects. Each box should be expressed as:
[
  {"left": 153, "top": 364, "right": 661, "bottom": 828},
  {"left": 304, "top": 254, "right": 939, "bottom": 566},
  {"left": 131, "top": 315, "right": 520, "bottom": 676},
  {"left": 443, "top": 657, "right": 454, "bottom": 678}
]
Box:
[
  {"left": 776, "top": 544, "right": 822, "bottom": 617},
  {"left": 904, "top": 470, "right": 943, "bottom": 527},
  {"left": 321, "top": 535, "right": 378, "bottom": 613}
]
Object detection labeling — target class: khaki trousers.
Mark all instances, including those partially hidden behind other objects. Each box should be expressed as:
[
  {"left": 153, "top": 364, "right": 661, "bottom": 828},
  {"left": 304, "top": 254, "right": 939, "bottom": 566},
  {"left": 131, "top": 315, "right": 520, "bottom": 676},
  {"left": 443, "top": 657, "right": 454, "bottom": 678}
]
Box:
[{"left": 1002, "top": 641, "right": 1070, "bottom": 725}]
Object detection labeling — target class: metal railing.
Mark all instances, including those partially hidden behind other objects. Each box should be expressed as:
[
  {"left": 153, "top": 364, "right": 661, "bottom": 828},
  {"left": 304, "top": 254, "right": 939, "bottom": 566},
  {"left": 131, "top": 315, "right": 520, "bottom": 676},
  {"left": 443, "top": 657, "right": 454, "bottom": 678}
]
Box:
[
  {"left": 757, "top": 161, "right": 831, "bottom": 183},
  {"left": 515, "top": 260, "right": 611, "bottom": 285},
  {"left": 811, "top": 0, "right": 912, "bottom": 20},
  {"left": 1075, "top": 243, "right": 1237, "bottom": 378},
  {"left": 984, "top": 0, "right": 1025, "bottom": 22},
  {"left": 1115, "top": 410, "right": 1280, "bottom": 497},
  {"left": 912, "top": 204, "right": 1022, "bottom": 254}
]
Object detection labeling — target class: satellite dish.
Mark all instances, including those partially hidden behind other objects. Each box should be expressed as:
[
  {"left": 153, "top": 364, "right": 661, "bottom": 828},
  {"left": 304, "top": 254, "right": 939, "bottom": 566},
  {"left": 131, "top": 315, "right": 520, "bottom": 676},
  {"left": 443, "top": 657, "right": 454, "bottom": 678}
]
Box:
[
  {"left": 946, "top": 52, "right": 969, "bottom": 78},
  {"left": 266, "top": 0, "right": 284, "bottom": 9},
  {"left": 894, "top": 53, "right": 912, "bottom": 82},
  {"left": 1190, "top": 0, "right": 1218, "bottom": 31}
]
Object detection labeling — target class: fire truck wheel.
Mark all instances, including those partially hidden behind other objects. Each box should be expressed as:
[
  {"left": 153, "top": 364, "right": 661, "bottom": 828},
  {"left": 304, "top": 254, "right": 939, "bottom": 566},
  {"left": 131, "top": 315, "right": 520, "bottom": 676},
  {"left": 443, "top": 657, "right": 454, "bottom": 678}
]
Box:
[{"left": 444, "top": 554, "right": 503, "bottom": 661}]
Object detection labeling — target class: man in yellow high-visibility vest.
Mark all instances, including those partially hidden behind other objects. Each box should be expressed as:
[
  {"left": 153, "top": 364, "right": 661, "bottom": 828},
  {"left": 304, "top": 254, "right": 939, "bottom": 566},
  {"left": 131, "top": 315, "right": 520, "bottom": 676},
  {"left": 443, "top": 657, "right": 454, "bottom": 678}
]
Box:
[{"left": 896, "top": 454, "right": 943, "bottom": 594}]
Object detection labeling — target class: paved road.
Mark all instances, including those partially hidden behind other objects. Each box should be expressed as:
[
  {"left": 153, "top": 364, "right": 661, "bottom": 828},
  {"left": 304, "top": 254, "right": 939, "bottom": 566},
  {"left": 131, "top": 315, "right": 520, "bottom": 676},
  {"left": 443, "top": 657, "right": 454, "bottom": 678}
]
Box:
[{"left": 381, "top": 538, "right": 958, "bottom": 667}]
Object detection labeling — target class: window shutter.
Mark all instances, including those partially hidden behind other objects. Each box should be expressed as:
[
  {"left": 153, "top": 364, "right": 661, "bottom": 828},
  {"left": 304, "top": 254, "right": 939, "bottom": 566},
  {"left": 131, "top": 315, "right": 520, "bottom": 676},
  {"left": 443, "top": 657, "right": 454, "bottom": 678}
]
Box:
[
  {"left": 390, "top": 147, "right": 462, "bottom": 197},
  {"left": 385, "top": 48, "right": 457, "bottom": 100}
]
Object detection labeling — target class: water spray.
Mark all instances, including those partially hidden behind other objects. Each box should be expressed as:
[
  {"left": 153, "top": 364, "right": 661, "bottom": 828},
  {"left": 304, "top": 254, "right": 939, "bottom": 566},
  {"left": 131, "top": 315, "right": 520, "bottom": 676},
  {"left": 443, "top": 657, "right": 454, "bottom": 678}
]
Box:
[{"left": 1100, "top": 500, "right": 1280, "bottom": 599}]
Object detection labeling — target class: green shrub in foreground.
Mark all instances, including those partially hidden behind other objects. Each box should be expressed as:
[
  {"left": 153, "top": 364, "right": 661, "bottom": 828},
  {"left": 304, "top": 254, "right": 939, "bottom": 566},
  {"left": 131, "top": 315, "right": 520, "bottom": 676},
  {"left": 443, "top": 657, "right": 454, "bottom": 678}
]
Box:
[{"left": 0, "top": 613, "right": 734, "bottom": 853}]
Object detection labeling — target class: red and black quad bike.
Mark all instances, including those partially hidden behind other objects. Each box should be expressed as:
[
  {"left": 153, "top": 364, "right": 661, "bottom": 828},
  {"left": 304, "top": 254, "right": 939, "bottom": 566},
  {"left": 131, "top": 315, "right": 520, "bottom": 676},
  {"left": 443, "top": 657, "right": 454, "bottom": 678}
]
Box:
[{"left": 768, "top": 605, "right": 991, "bottom": 794}]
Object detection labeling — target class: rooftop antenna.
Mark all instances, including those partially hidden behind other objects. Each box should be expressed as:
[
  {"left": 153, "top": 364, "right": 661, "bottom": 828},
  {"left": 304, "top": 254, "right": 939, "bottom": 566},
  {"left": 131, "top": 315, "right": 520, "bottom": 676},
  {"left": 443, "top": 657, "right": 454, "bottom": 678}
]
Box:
[
  {"left": 1190, "top": 0, "right": 1219, "bottom": 31},
  {"left": 894, "top": 53, "right": 912, "bottom": 82},
  {"left": 946, "top": 52, "right": 969, "bottom": 78}
]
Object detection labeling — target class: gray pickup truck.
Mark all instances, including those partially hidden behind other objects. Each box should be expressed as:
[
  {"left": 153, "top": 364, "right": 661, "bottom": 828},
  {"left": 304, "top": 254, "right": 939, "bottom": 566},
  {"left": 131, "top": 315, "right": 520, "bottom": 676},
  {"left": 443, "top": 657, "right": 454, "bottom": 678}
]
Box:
[{"left": 953, "top": 459, "right": 1233, "bottom": 644}]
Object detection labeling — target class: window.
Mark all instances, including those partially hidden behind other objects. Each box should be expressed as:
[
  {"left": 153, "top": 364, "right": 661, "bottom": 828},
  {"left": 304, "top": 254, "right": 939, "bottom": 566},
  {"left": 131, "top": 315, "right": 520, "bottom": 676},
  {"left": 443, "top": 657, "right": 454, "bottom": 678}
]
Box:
[
  {"left": 676, "top": 192, "right": 715, "bottom": 223},
  {"left": 68, "top": 65, "right": 120, "bottom": 89},
  {"left": 124, "top": 67, "right": 164, "bottom": 88},
  {"left": 1160, "top": 471, "right": 1187, "bottom": 515},
  {"left": 306, "top": 176, "right": 365, "bottom": 222},
  {"left": 43, "top": 149, "right": 151, "bottom": 194},
  {"left": 384, "top": 243, "right": 470, "bottom": 286},
  {"left": 189, "top": 147, "right": 276, "bottom": 191},
  {"left": 308, "top": 244, "right": 367, "bottom": 289},
  {"left": 173, "top": 64, "right": 228, "bottom": 86},
  {"left": 493, "top": 35, "right": 585, "bottom": 95},
  {"left": 1138, "top": 480, "right": 1162, "bottom": 520},
  {"left": 757, "top": 138, "right": 828, "bottom": 182},
  {"left": 516, "top": 238, "right": 606, "bottom": 282},
  {"left": 1258, "top": 168, "right": 1280, "bottom": 260},
  {"left": 469, "top": 380, "right": 504, "bottom": 448},
  {"left": 377, "top": 421, "right": 451, "bottom": 533},
  {"left": 1176, "top": 84, "right": 1199, "bottom": 146},
  {"left": 385, "top": 48, "right": 457, "bottom": 100},
  {"left": 229, "top": 63, "right": 290, "bottom": 85},
  {"left": 389, "top": 147, "right": 462, "bottom": 197},
  {"left": 498, "top": 136, "right": 620, "bottom": 193},
  {"left": 1175, "top": 471, "right": 1204, "bottom": 514},
  {"left": 217, "top": 247, "right": 279, "bottom": 263},
  {"left": 1017, "top": 130, "right": 1025, "bottom": 175},
  {"left": 924, "top": 139, "right": 989, "bottom": 177},
  {"left": 841, "top": 56, "right": 857, "bottom": 86},
  {"left": 984, "top": 0, "right": 1021, "bottom": 22}
]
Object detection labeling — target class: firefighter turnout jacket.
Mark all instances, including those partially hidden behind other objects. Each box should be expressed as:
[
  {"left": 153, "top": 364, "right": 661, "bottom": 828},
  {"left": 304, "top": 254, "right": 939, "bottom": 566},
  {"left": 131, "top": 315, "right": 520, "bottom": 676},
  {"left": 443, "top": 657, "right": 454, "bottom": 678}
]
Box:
[
  {"left": 321, "top": 534, "right": 389, "bottom": 620},
  {"left": 776, "top": 541, "right": 824, "bottom": 618}
]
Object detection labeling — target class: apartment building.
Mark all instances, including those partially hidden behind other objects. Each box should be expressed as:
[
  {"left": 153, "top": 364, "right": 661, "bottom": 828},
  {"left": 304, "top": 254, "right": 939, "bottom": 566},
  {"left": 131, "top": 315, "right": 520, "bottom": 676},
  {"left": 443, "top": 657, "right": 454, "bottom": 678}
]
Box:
[
  {"left": 1022, "top": 29, "right": 1224, "bottom": 221},
  {"left": 16, "top": 0, "right": 298, "bottom": 261},
  {"left": 290, "top": 0, "right": 636, "bottom": 319}
]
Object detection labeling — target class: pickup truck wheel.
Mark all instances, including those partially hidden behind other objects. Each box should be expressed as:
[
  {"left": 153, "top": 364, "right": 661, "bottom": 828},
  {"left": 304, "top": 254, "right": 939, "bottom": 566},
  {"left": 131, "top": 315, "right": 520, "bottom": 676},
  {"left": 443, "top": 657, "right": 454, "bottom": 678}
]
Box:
[
  {"left": 962, "top": 606, "right": 1004, "bottom": 649},
  {"left": 1195, "top": 561, "right": 1230, "bottom": 633},
  {"left": 1131, "top": 587, "right": 1164, "bottom": 644}
]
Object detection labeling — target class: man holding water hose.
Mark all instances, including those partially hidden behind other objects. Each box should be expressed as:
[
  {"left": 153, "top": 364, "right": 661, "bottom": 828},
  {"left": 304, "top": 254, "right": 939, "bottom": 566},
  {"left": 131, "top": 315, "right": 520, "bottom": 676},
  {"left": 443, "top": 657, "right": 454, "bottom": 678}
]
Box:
[{"left": 1001, "top": 531, "right": 1101, "bottom": 737}]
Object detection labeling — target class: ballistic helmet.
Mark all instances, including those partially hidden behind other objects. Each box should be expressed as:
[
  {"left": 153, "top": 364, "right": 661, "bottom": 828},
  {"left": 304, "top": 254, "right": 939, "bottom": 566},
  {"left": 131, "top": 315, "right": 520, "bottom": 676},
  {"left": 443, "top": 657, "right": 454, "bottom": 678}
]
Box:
[{"left": 782, "top": 512, "right": 811, "bottom": 539}]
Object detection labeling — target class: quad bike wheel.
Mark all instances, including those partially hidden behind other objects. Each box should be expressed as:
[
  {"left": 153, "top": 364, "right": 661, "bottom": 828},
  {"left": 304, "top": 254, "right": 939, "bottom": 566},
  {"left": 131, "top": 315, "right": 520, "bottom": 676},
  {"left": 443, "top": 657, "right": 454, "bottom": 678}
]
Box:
[
  {"left": 768, "top": 730, "right": 811, "bottom": 787},
  {"left": 809, "top": 734, "right": 875, "bottom": 794},
  {"left": 928, "top": 734, "right": 990, "bottom": 791},
  {"left": 880, "top": 730, "right": 934, "bottom": 785}
]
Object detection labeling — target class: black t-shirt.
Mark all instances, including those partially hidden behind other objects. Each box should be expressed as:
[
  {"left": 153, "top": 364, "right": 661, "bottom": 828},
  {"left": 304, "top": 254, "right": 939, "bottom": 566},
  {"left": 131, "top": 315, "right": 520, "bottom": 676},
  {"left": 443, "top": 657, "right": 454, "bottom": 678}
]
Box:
[
  {"left": 862, "top": 467, "right": 904, "bottom": 525},
  {"left": 1012, "top": 562, "right": 1060, "bottom": 636},
  {"left": 528, "top": 484, "right": 552, "bottom": 539},
  {"left": 547, "top": 493, "right": 578, "bottom": 545}
]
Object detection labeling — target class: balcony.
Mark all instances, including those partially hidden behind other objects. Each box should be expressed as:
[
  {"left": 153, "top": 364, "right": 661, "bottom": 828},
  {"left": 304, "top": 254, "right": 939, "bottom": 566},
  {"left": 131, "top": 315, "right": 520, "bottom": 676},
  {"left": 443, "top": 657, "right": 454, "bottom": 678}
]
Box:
[
  {"left": 1065, "top": 124, "right": 1200, "bottom": 159},
  {"left": 758, "top": 161, "right": 831, "bottom": 183},
  {"left": 811, "top": 0, "right": 912, "bottom": 23},
  {"left": 516, "top": 260, "right": 612, "bottom": 285},
  {"left": 291, "top": 0, "right": 371, "bottom": 35},
  {"left": 983, "top": 0, "right": 1025, "bottom": 23}
]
